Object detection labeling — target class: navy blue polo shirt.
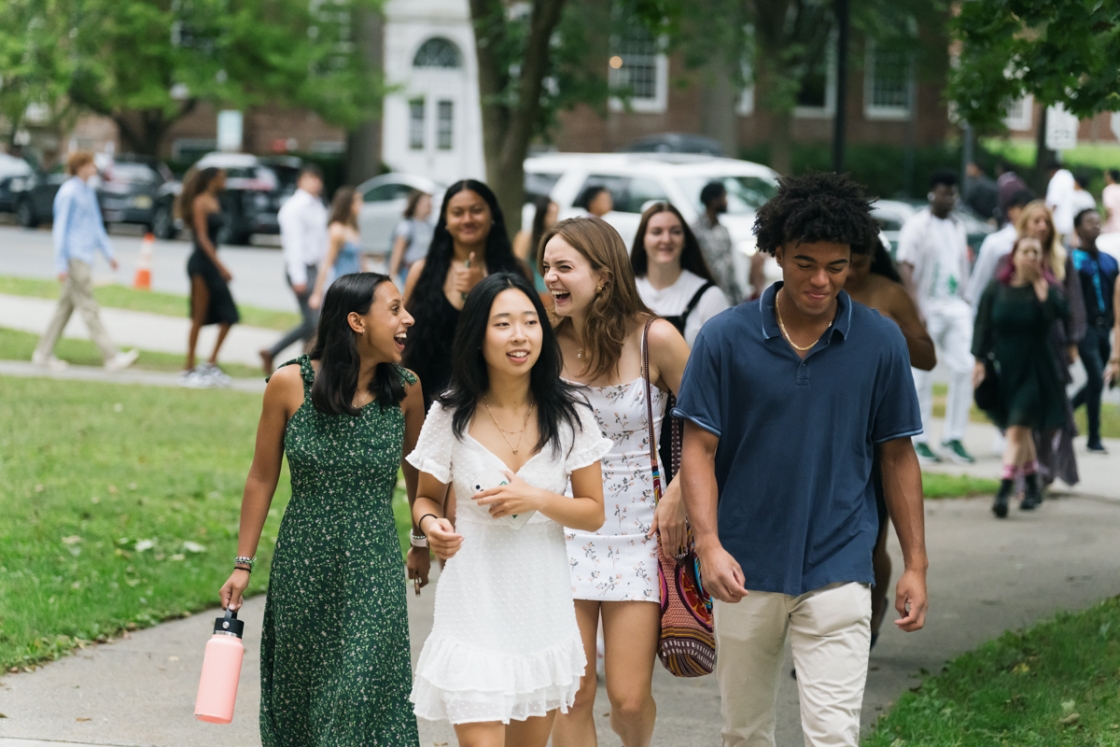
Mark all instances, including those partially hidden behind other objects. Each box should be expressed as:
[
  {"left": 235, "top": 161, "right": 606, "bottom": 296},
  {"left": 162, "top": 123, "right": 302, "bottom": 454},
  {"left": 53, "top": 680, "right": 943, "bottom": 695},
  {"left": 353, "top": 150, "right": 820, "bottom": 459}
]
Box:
[{"left": 673, "top": 282, "right": 922, "bottom": 596}]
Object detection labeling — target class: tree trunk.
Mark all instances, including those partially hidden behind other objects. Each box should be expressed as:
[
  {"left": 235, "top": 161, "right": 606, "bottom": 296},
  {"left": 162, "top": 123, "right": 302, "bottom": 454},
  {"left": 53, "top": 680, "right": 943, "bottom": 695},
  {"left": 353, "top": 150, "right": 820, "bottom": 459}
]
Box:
[
  {"left": 700, "top": 55, "right": 739, "bottom": 157},
  {"left": 345, "top": 7, "right": 385, "bottom": 184},
  {"left": 1034, "top": 104, "right": 1058, "bottom": 185},
  {"left": 470, "top": 0, "right": 566, "bottom": 236},
  {"left": 769, "top": 108, "right": 793, "bottom": 175}
]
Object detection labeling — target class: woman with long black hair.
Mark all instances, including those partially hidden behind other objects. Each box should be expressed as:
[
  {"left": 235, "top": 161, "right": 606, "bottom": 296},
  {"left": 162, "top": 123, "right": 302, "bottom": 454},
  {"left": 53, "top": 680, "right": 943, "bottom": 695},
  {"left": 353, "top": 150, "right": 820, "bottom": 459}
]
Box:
[
  {"left": 403, "top": 179, "right": 528, "bottom": 411},
  {"left": 178, "top": 166, "right": 239, "bottom": 387},
  {"left": 408, "top": 272, "right": 610, "bottom": 747},
  {"left": 219, "top": 272, "right": 428, "bottom": 746}
]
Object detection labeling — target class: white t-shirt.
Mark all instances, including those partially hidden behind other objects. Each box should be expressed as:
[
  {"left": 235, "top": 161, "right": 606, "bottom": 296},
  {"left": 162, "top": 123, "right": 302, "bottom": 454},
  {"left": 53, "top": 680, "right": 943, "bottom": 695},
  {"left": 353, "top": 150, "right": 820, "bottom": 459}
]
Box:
[
  {"left": 1046, "top": 168, "right": 1076, "bottom": 236},
  {"left": 636, "top": 269, "right": 730, "bottom": 347},
  {"left": 966, "top": 222, "right": 1016, "bottom": 313},
  {"left": 896, "top": 209, "right": 970, "bottom": 312}
]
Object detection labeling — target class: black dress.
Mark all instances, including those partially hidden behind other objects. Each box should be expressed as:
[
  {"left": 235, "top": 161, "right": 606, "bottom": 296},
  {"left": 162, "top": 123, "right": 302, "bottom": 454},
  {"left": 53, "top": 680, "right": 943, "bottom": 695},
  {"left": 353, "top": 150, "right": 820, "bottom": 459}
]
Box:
[
  {"left": 187, "top": 212, "right": 240, "bottom": 326},
  {"left": 972, "top": 282, "right": 1070, "bottom": 430},
  {"left": 403, "top": 293, "right": 459, "bottom": 411}
]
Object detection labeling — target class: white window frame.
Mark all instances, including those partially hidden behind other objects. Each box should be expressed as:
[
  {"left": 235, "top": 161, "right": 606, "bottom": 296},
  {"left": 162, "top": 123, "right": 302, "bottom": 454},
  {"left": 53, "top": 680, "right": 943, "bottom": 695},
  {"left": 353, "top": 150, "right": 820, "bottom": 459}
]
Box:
[
  {"left": 608, "top": 28, "right": 669, "bottom": 114},
  {"left": 408, "top": 97, "right": 425, "bottom": 151},
  {"left": 863, "top": 39, "right": 913, "bottom": 121},
  {"left": 1003, "top": 94, "right": 1034, "bottom": 131},
  {"left": 437, "top": 99, "right": 454, "bottom": 151},
  {"left": 793, "top": 31, "right": 836, "bottom": 119}
]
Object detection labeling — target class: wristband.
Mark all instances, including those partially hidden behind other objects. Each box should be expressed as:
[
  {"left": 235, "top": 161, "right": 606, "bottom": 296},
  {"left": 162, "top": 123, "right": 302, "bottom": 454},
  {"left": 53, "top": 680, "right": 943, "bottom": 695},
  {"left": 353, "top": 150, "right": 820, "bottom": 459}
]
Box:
[
  {"left": 410, "top": 533, "right": 429, "bottom": 548},
  {"left": 417, "top": 513, "right": 439, "bottom": 535},
  {"left": 234, "top": 565, "right": 252, "bottom": 574},
  {"left": 234, "top": 555, "right": 256, "bottom": 570}
]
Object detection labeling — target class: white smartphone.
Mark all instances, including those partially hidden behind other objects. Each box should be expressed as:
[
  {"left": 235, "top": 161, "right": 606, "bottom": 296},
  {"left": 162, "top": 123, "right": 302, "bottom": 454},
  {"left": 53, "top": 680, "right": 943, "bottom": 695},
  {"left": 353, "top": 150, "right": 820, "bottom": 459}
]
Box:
[{"left": 473, "top": 472, "right": 535, "bottom": 530}]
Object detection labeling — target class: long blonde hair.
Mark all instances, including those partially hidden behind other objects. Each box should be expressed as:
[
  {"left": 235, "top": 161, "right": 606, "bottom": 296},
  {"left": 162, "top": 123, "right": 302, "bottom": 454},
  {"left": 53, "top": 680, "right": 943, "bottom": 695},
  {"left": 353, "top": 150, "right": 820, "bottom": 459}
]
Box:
[
  {"left": 1015, "top": 200, "right": 1066, "bottom": 281},
  {"left": 539, "top": 217, "right": 652, "bottom": 380}
]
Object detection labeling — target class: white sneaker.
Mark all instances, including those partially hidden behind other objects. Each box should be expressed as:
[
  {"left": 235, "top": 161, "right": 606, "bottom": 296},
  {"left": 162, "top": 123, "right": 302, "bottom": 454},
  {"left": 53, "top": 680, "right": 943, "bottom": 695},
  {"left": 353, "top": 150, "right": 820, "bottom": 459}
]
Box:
[
  {"left": 178, "top": 367, "right": 212, "bottom": 388},
  {"left": 31, "top": 351, "right": 69, "bottom": 370},
  {"left": 104, "top": 349, "right": 139, "bottom": 371},
  {"left": 200, "top": 363, "right": 232, "bottom": 388}
]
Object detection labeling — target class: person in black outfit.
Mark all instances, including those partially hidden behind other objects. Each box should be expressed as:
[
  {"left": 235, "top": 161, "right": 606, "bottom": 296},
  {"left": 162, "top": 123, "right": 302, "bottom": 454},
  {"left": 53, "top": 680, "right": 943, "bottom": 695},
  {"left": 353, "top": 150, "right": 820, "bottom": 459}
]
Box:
[
  {"left": 402, "top": 179, "right": 527, "bottom": 411},
  {"left": 179, "top": 167, "right": 239, "bottom": 387},
  {"left": 1070, "top": 208, "right": 1117, "bottom": 453}
]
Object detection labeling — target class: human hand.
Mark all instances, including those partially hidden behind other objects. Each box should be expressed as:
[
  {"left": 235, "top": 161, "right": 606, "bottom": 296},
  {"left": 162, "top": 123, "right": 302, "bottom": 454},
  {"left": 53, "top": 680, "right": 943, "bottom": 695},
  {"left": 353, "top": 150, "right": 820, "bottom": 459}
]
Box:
[
  {"left": 894, "top": 567, "right": 928, "bottom": 632},
  {"left": 219, "top": 264, "right": 233, "bottom": 283},
  {"left": 219, "top": 568, "right": 251, "bottom": 611},
  {"left": 1033, "top": 276, "right": 1048, "bottom": 303},
  {"left": 696, "top": 543, "right": 749, "bottom": 603},
  {"left": 473, "top": 469, "right": 545, "bottom": 519},
  {"left": 57, "top": 272, "right": 68, "bottom": 283},
  {"left": 649, "top": 479, "right": 687, "bottom": 557},
  {"left": 972, "top": 360, "right": 986, "bottom": 389},
  {"left": 406, "top": 546, "right": 431, "bottom": 590},
  {"left": 1105, "top": 359, "right": 1119, "bottom": 386},
  {"left": 452, "top": 252, "right": 483, "bottom": 296},
  {"left": 292, "top": 282, "right": 307, "bottom": 294},
  {"left": 308, "top": 291, "right": 322, "bottom": 310},
  {"left": 423, "top": 517, "right": 463, "bottom": 560},
  {"left": 110, "top": 258, "right": 119, "bottom": 271}
]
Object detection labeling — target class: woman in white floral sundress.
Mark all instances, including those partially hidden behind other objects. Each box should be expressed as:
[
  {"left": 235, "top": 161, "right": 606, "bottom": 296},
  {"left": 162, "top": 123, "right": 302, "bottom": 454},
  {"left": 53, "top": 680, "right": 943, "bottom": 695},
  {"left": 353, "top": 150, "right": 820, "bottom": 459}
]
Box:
[
  {"left": 539, "top": 217, "right": 692, "bottom": 747},
  {"left": 408, "top": 272, "right": 612, "bottom": 747}
]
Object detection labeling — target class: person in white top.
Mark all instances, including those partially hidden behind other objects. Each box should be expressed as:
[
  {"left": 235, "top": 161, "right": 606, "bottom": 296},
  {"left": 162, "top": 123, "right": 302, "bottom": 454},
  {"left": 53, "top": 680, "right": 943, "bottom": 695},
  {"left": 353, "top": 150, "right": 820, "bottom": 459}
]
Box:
[
  {"left": 1103, "top": 169, "right": 1120, "bottom": 234},
  {"left": 408, "top": 272, "right": 611, "bottom": 746},
  {"left": 1045, "top": 165, "right": 1076, "bottom": 239},
  {"left": 260, "top": 164, "right": 329, "bottom": 373},
  {"left": 898, "top": 169, "right": 975, "bottom": 465},
  {"left": 631, "top": 202, "right": 730, "bottom": 347},
  {"left": 966, "top": 188, "right": 1035, "bottom": 315}
]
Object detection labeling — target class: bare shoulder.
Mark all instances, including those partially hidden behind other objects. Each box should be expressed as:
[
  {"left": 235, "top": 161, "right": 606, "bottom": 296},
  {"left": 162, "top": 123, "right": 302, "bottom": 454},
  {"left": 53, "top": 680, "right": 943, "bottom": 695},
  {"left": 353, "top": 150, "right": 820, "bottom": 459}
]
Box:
[
  {"left": 646, "top": 316, "right": 685, "bottom": 346},
  {"left": 328, "top": 222, "right": 348, "bottom": 239}
]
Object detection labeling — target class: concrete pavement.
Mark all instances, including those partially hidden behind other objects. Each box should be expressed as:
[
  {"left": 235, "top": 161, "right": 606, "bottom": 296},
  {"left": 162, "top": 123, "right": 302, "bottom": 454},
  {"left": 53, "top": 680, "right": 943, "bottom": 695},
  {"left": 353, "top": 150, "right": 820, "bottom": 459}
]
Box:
[{"left": 3, "top": 495, "right": 1120, "bottom": 747}]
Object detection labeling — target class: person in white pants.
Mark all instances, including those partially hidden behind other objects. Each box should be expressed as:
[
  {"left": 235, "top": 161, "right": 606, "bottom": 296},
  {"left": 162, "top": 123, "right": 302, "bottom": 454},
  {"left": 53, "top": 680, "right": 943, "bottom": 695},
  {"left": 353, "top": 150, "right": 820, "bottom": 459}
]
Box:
[{"left": 898, "top": 170, "right": 976, "bottom": 464}]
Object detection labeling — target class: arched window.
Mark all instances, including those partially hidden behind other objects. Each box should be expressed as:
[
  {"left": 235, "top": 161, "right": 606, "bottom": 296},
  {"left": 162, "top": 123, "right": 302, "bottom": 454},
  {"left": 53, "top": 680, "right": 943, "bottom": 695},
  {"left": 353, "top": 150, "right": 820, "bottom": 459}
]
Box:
[{"left": 413, "top": 37, "right": 462, "bottom": 69}]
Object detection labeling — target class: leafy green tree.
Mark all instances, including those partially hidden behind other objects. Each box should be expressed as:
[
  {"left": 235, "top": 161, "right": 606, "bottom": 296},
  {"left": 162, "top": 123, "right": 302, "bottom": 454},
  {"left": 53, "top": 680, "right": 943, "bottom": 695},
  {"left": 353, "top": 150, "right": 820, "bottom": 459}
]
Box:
[
  {"left": 948, "top": 0, "right": 1120, "bottom": 169},
  {"left": 1, "top": 0, "right": 386, "bottom": 157},
  {"left": 0, "top": 0, "right": 72, "bottom": 147}
]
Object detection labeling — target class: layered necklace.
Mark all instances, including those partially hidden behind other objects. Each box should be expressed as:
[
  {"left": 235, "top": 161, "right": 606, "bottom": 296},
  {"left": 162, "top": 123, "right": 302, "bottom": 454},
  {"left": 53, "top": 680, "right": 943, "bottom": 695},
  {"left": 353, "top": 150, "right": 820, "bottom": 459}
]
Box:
[
  {"left": 483, "top": 398, "right": 535, "bottom": 455},
  {"left": 775, "top": 292, "right": 833, "bottom": 352}
]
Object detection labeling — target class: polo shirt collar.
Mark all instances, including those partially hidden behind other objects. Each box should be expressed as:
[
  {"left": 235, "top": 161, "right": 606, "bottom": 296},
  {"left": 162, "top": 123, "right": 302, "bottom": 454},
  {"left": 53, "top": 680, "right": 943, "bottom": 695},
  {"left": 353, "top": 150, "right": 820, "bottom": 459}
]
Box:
[{"left": 761, "top": 282, "right": 852, "bottom": 342}]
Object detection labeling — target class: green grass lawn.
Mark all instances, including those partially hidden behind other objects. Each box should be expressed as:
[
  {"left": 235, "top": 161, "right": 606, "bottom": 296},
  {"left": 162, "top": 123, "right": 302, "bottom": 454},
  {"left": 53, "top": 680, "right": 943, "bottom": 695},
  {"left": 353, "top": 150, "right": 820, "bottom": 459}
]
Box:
[
  {"left": 982, "top": 138, "right": 1120, "bottom": 171},
  {"left": 864, "top": 595, "right": 1120, "bottom": 746},
  {"left": 932, "top": 383, "right": 1120, "bottom": 439},
  {"left": 0, "top": 326, "right": 263, "bottom": 379},
  {"left": 0, "top": 376, "right": 411, "bottom": 671},
  {"left": 923, "top": 472, "right": 999, "bottom": 498},
  {"left": 0, "top": 275, "right": 300, "bottom": 331}
]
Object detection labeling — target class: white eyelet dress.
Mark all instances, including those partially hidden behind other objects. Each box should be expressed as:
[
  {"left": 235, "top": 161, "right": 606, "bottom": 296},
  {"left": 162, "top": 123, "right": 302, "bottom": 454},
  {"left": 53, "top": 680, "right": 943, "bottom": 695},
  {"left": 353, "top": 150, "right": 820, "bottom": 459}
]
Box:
[
  {"left": 406, "top": 401, "right": 613, "bottom": 725},
  {"left": 565, "top": 377, "right": 665, "bottom": 603}
]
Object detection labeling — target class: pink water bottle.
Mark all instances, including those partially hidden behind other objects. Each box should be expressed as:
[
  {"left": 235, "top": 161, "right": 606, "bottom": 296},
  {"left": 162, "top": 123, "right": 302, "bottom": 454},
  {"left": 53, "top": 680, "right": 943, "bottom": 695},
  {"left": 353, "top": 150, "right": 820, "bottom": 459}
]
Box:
[{"left": 194, "top": 609, "right": 245, "bottom": 724}]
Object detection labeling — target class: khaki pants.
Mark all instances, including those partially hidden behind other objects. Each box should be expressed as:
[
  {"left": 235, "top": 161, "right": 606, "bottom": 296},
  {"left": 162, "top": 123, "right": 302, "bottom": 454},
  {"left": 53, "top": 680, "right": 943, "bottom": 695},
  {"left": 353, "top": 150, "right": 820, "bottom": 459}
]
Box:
[
  {"left": 34, "top": 259, "right": 117, "bottom": 361},
  {"left": 715, "top": 582, "right": 871, "bottom": 747}
]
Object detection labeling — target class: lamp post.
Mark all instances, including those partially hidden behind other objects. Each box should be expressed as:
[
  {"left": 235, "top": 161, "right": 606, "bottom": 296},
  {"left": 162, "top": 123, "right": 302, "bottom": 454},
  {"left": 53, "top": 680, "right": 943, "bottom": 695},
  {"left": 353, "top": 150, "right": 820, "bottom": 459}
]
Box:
[{"left": 832, "top": 0, "right": 850, "bottom": 173}]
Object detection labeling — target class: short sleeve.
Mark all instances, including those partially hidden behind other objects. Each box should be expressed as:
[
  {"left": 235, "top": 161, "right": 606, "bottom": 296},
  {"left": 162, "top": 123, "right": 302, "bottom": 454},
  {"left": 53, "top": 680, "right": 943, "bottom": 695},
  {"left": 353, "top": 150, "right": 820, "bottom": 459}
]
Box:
[
  {"left": 671, "top": 324, "right": 724, "bottom": 437},
  {"left": 405, "top": 401, "right": 454, "bottom": 483},
  {"left": 684, "top": 286, "right": 730, "bottom": 347},
  {"left": 393, "top": 220, "right": 412, "bottom": 241},
  {"left": 895, "top": 216, "right": 921, "bottom": 267},
  {"left": 870, "top": 322, "right": 923, "bottom": 444},
  {"left": 566, "top": 402, "right": 613, "bottom": 472}
]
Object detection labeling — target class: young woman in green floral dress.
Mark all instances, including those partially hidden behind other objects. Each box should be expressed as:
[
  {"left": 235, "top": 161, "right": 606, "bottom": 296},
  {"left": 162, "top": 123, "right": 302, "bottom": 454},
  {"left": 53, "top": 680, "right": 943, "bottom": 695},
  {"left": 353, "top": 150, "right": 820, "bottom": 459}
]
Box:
[{"left": 220, "top": 272, "right": 428, "bottom": 746}]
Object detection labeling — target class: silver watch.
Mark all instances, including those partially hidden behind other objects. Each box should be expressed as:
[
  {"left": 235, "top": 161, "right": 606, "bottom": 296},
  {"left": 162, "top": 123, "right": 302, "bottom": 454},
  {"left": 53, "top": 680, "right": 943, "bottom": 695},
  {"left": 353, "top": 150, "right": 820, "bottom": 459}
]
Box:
[{"left": 410, "top": 533, "right": 428, "bottom": 548}]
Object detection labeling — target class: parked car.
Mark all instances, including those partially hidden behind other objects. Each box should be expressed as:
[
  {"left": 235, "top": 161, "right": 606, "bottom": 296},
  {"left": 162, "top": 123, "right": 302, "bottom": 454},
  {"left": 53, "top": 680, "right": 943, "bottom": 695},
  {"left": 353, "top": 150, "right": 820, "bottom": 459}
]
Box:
[
  {"left": 13, "top": 163, "right": 68, "bottom": 228},
  {"left": 192, "top": 152, "right": 285, "bottom": 245},
  {"left": 355, "top": 173, "right": 444, "bottom": 255},
  {"left": 96, "top": 156, "right": 179, "bottom": 237},
  {"left": 871, "top": 198, "right": 995, "bottom": 259},
  {"left": 524, "top": 152, "right": 780, "bottom": 292},
  {"left": 0, "top": 153, "right": 32, "bottom": 214}
]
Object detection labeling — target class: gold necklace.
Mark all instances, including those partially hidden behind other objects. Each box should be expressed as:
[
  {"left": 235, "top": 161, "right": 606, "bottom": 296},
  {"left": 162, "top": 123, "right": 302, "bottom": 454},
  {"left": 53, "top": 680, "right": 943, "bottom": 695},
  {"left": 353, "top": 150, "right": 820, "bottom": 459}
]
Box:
[
  {"left": 775, "top": 293, "right": 832, "bottom": 352},
  {"left": 483, "top": 399, "right": 535, "bottom": 455},
  {"left": 576, "top": 347, "right": 584, "bottom": 359}
]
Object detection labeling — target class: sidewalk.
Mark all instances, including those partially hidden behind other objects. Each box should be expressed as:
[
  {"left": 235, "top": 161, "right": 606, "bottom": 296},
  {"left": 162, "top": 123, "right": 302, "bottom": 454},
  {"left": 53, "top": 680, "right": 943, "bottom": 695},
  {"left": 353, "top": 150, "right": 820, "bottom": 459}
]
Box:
[
  {"left": 3, "top": 496, "right": 1120, "bottom": 747},
  {"left": 0, "top": 293, "right": 301, "bottom": 368},
  {"left": 0, "top": 360, "right": 267, "bottom": 393}
]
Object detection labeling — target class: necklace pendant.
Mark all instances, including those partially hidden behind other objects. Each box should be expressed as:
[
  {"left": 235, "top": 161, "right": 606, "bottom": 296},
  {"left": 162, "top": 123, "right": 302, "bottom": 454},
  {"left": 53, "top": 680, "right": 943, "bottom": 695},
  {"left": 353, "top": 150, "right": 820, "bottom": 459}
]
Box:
[{"left": 512, "top": 448, "right": 518, "bottom": 454}]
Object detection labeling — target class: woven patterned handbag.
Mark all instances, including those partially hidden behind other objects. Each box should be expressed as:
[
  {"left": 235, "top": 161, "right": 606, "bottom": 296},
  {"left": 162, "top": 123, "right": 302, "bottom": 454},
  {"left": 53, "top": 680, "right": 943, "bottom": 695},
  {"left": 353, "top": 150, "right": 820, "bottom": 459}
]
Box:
[{"left": 641, "top": 320, "right": 716, "bottom": 677}]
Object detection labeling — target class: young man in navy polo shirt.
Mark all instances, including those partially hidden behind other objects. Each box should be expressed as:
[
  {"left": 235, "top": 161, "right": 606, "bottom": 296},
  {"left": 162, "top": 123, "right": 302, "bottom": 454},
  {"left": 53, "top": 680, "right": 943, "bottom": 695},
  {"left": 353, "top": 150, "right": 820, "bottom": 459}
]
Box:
[{"left": 675, "top": 172, "right": 928, "bottom": 747}]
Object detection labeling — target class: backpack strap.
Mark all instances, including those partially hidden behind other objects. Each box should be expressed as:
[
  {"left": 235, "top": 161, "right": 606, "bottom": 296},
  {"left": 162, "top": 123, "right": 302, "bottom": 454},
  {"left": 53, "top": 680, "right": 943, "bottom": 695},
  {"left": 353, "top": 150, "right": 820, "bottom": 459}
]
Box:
[
  {"left": 641, "top": 319, "right": 663, "bottom": 505},
  {"left": 679, "top": 282, "right": 716, "bottom": 328}
]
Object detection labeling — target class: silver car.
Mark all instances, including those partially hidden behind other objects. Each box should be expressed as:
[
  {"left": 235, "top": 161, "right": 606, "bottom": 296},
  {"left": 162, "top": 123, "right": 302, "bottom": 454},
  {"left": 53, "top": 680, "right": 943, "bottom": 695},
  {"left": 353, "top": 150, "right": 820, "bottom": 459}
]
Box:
[{"left": 356, "top": 173, "right": 444, "bottom": 257}]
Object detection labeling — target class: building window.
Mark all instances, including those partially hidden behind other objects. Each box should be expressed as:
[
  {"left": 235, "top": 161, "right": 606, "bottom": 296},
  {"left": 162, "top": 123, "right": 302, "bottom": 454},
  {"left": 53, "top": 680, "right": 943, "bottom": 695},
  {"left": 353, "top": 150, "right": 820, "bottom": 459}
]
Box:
[
  {"left": 864, "top": 40, "right": 913, "bottom": 120},
  {"left": 437, "top": 100, "right": 454, "bottom": 150},
  {"left": 608, "top": 21, "right": 668, "bottom": 113},
  {"left": 409, "top": 98, "right": 425, "bottom": 150},
  {"left": 794, "top": 31, "right": 836, "bottom": 118},
  {"left": 413, "top": 37, "right": 462, "bottom": 69},
  {"left": 1003, "top": 95, "right": 1034, "bottom": 131}
]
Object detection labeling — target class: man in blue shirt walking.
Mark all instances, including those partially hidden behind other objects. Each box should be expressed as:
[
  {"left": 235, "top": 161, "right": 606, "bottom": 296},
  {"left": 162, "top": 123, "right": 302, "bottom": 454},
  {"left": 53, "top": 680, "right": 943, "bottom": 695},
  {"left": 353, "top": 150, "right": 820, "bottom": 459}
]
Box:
[
  {"left": 1070, "top": 208, "right": 1117, "bottom": 453},
  {"left": 32, "top": 151, "right": 137, "bottom": 371},
  {"left": 675, "top": 172, "right": 928, "bottom": 747}
]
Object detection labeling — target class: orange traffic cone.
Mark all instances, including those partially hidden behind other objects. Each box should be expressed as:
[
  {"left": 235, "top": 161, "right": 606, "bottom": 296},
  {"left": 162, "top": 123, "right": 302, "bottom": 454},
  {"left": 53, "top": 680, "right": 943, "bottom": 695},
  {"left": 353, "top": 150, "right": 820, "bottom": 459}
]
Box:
[{"left": 133, "top": 233, "right": 154, "bottom": 290}]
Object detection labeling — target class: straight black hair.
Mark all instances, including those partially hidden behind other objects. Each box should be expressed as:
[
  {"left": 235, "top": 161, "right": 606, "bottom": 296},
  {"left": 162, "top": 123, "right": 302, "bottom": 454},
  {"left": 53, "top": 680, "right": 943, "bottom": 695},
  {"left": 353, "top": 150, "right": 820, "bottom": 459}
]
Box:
[
  {"left": 576, "top": 185, "right": 609, "bottom": 210},
  {"left": 868, "top": 238, "right": 903, "bottom": 284},
  {"left": 309, "top": 272, "right": 405, "bottom": 416},
  {"left": 439, "top": 272, "right": 586, "bottom": 456},
  {"left": 929, "top": 168, "right": 958, "bottom": 189}
]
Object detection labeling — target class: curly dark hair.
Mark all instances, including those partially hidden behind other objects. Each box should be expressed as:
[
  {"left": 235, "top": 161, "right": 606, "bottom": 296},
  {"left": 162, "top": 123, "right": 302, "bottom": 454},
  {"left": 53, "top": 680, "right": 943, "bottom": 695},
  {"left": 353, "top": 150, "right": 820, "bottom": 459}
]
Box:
[{"left": 752, "top": 171, "right": 877, "bottom": 256}]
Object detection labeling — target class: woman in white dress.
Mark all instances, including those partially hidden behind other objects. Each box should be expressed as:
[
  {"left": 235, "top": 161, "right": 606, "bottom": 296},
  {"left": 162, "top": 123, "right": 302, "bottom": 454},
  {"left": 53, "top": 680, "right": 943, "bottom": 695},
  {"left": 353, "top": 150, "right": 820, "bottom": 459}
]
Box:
[
  {"left": 408, "top": 271, "right": 612, "bottom": 747},
  {"left": 631, "top": 202, "right": 730, "bottom": 347},
  {"left": 541, "top": 217, "right": 691, "bottom": 747}
]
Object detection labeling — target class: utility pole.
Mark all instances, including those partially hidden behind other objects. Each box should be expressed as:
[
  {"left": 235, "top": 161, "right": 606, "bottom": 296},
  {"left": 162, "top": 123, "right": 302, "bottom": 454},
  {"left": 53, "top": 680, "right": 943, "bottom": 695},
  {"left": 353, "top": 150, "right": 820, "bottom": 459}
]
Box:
[{"left": 832, "top": 0, "right": 850, "bottom": 173}]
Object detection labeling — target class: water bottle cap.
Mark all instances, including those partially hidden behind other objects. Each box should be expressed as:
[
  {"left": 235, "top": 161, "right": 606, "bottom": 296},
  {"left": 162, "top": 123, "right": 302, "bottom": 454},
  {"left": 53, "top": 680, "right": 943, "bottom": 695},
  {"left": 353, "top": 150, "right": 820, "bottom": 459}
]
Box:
[{"left": 213, "top": 608, "right": 245, "bottom": 638}]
